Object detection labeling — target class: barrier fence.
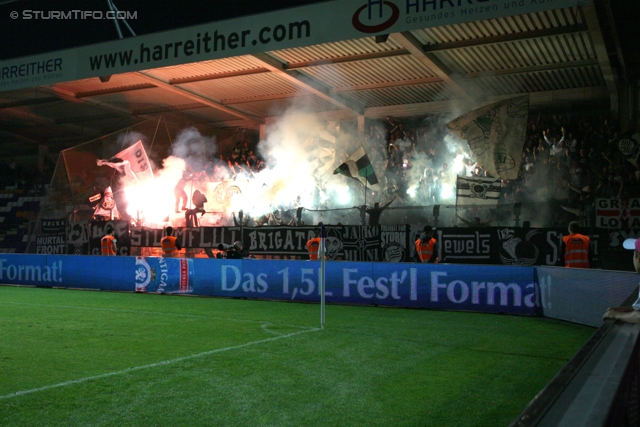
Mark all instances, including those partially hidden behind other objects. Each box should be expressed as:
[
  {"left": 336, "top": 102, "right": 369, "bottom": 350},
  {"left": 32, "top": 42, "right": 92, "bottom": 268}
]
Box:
[
  {"left": 2, "top": 253, "right": 639, "bottom": 325},
  {"left": 41, "top": 221, "right": 618, "bottom": 267}
]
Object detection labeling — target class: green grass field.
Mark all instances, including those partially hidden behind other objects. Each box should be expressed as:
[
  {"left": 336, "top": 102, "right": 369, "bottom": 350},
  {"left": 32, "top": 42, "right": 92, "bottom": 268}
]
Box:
[{"left": 0, "top": 285, "right": 594, "bottom": 427}]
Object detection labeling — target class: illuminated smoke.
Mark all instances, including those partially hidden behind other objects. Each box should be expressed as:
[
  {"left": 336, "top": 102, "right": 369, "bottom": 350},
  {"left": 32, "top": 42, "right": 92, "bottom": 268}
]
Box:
[{"left": 112, "top": 104, "right": 542, "bottom": 227}]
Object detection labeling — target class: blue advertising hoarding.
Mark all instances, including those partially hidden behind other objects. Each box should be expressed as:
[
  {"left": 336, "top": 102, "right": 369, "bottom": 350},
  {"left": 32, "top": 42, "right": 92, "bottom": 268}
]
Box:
[
  {"left": 0, "top": 254, "right": 535, "bottom": 315},
  {"left": 0, "top": 254, "right": 134, "bottom": 291},
  {"left": 190, "top": 259, "right": 536, "bottom": 314}
]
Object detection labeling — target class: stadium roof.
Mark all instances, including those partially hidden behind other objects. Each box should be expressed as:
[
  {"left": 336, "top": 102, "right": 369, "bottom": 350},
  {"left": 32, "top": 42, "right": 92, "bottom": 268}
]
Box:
[{"left": 0, "top": 0, "right": 637, "bottom": 158}]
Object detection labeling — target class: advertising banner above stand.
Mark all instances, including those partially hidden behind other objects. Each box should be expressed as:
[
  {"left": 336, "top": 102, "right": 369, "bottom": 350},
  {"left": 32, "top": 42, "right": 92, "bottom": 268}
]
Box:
[{"left": 1, "top": 0, "right": 582, "bottom": 92}]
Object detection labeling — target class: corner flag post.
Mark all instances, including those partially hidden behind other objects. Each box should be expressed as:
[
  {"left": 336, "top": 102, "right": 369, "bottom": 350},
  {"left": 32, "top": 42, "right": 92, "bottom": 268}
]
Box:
[{"left": 320, "top": 223, "right": 326, "bottom": 329}]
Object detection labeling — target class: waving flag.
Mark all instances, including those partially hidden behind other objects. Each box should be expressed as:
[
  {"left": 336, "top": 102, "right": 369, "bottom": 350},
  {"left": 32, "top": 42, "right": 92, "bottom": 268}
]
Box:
[
  {"left": 333, "top": 146, "right": 378, "bottom": 188},
  {"left": 456, "top": 176, "right": 501, "bottom": 206},
  {"left": 447, "top": 95, "right": 529, "bottom": 180},
  {"left": 97, "top": 140, "right": 154, "bottom": 182},
  {"left": 118, "top": 140, "right": 153, "bottom": 180}
]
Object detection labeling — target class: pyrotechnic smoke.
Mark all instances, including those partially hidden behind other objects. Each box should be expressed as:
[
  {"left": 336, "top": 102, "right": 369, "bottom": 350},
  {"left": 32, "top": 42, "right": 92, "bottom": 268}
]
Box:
[
  {"left": 113, "top": 102, "right": 553, "bottom": 227},
  {"left": 121, "top": 128, "right": 220, "bottom": 227},
  {"left": 170, "top": 127, "right": 217, "bottom": 171}
]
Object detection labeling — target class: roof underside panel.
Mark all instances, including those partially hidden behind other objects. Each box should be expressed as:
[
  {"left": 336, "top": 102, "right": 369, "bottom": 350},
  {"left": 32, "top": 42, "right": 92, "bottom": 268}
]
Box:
[
  {"left": 0, "top": 4, "right": 623, "bottom": 157},
  {"left": 300, "top": 55, "right": 437, "bottom": 88},
  {"left": 179, "top": 72, "right": 307, "bottom": 103},
  {"left": 174, "top": 106, "right": 255, "bottom": 123},
  {"left": 411, "top": 7, "right": 583, "bottom": 45},
  {"left": 89, "top": 87, "right": 202, "bottom": 112},
  {"left": 475, "top": 66, "right": 605, "bottom": 95},
  {"left": 271, "top": 37, "right": 406, "bottom": 63},
  {"left": 436, "top": 32, "right": 595, "bottom": 74},
  {"left": 145, "top": 55, "right": 266, "bottom": 81},
  {"left": 235, "top": 95, "right": 343, "bottom": 117},
  {"left": 50, "top": 74, "right": 153, "bottom": 95},
  {"left": 344, "top": 82, "right": 457, "bottom": 107}
]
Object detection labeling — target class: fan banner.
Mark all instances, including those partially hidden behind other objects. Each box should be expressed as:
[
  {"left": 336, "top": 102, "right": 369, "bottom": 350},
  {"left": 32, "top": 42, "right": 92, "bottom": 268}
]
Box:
[
  {"left": 595, "top": 198, "right": 640, "bottom": 229},
  {"left": 456, "top": 176, "right": 501, "bottom": 206},
  {"left": 447, "top": 95, "right": 529, "bottom": 180},
  {"left": 126, "top": 225, "right": 600, "bottom": 266}
]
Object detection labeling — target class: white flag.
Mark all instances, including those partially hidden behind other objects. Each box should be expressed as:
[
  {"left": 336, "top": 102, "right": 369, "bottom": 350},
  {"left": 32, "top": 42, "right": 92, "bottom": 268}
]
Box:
[
  {"left": 456, "top": 176, "right": 501, "bottom": 206},
  {"left": 114, "top": 140, "right": 154, "bottom": 182},
  {"left": 447, "top": 95, "right": 529, "bottom": 180}
]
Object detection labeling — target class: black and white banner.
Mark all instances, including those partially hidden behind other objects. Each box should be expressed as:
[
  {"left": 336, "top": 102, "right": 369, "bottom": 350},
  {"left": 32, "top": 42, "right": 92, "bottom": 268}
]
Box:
[
  {"left": 456, "top": 176, "right": 501, "bottom": 206},
  {"left": 36, "top": 218, "right": 67, "bottom": 254},
  {"left": 49, "top": 221, "right": 611, "bottom": 267}
]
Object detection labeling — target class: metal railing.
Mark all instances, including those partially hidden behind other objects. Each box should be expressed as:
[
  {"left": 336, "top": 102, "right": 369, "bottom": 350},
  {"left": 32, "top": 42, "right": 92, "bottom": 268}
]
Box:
[{"left": 510, "top": 290, "right": 640, "bottom": 427}]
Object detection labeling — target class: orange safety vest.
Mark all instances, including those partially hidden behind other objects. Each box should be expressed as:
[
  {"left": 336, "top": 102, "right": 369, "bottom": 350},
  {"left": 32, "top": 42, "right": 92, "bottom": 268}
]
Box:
[
  {"left": 562, "top": 233, "right": 590, "bottom": 268},
  {"left": 101, "top": 235, "right": 116, "bottom": 256},
  {"left": 306, "top": 237, "right": 322, "bottom": 260},
  {"left": 415, "top": 238, "right": 436, "bottom": 263},
  {"left": 161, "top": 235, "right": 179, "bottom": 257}
]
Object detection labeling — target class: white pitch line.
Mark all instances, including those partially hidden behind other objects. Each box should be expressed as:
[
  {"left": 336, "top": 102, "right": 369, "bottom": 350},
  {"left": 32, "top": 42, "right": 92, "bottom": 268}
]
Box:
[
  {"left": 0, "top": 327, "right": 320, "bottom": 401},
  {"left": 261, "top": 323, "right": 283, "bottom": 336},
  {"left": 0, "top": 300, "right": 316, "bottom": 330}
]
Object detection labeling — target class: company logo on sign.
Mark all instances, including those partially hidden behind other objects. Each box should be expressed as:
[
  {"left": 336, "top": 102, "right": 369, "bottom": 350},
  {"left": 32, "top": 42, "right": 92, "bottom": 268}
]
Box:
[
  {"left": 352, "top": 0, "right": 399, "bottom": 33},
  {"left": 135, "top": 257, "right": 153, "bottom": 292}
]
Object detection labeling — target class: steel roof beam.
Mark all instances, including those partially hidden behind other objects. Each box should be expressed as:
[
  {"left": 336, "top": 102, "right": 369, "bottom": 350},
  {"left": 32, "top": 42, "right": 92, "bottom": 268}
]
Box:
[
  {"left": 581, "top": 2, "right": 618, "bottom": 97},
  {"left": 287, "top": 49, "right": 410, "bottom": 69},
  {"left": 251, "top": 52, "right": 366, "bottom": 115},
  {"left": 390, "top": 32, "right": 480, "bottom": 103},
  {"left": 133, "top": 71, "right": 264, "bottom": 124}
]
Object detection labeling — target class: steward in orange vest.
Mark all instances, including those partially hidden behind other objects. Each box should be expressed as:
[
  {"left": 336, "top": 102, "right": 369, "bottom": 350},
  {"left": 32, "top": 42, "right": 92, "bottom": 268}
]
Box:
[
  {"left": 161, "top": 226, "right": 182, "bottom": 257},
  {"left": 561, "top": 221, "right": 590, "bottom": 268},
  {"left": 306, "top": 229, "right": 323, "bottom": 260},
  {"left": 415, "top": 225, "right": 438, "bottom": 263},
  {"left": 100, "top": 229, "right": 117, "bottom": 256}
]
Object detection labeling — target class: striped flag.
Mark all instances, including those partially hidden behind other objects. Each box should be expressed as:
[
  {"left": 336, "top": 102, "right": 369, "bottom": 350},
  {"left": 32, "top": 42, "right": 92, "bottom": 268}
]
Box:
[
  {"left": 456, "top": 176, "right": 501, "bottom": 206},
  {"left": 333, "top": 146, "right": 379, "bottom": 188}
]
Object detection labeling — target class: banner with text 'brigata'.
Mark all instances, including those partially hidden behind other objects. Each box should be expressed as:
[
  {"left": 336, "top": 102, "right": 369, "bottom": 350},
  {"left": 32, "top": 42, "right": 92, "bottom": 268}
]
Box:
[{"left": 128, "top": 225, "right": 601, "bottom": 266}]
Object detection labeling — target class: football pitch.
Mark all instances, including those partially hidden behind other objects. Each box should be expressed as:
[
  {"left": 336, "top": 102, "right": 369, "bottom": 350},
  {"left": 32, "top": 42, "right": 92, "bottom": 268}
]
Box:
[{"left": 0, "top": 285, "right": 594, "bottom": 427}]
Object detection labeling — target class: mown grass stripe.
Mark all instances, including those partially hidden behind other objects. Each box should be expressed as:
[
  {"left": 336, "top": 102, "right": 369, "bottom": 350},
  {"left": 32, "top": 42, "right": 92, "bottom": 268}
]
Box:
[
  {"left": 0, "top": 327, "right": 320, "bottom": 401},
  {"left": 0, "top": 300, "right": 316, "bottom": 330}
]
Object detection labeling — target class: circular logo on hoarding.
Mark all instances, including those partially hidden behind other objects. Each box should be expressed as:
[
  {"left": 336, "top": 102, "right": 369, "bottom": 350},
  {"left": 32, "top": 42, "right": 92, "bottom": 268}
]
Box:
[
  {"left": 352, "top": 1, "right": 399, "bottom": 34},
  {"left": 135, "top": 257, "right": 152, "bottom": 292}
]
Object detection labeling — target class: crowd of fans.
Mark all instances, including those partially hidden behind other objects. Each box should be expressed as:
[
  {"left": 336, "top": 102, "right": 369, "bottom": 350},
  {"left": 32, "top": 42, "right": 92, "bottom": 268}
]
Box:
[
  {"left": 515, "top": 112, "right": 630, "bottom": 226},
  {"left": 4, "top": 106, "right": 631, "bottom": 229},
  {"left": 337, "top": 109, "right": 629, "bottom": 227},
  {"left": 173, "top": 107, "right": 631, "bottom": 228}
]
